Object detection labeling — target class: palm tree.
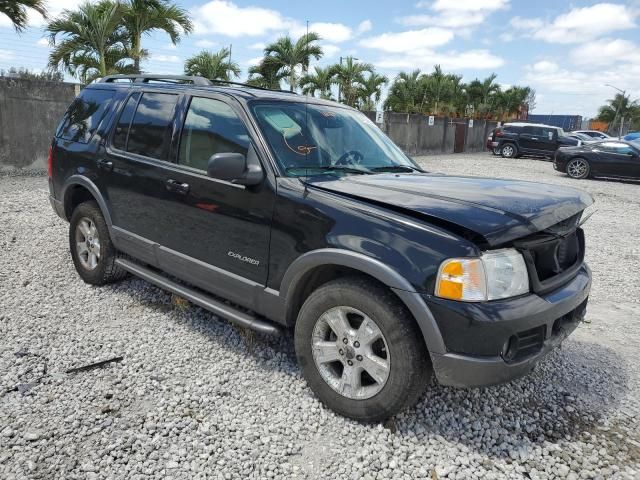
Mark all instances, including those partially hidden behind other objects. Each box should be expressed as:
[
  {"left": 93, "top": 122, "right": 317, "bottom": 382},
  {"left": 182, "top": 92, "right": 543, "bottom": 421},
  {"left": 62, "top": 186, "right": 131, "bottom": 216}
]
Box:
[
  {"left": 300, "top": 66, "right": 334, "bottom": 99},
  {"left": 46, "top": 1, "right": 133, "bottom": 81},
  {"left": 0, "top": 0, "right": 46, "bottom": 32},
  {"left": 331, "top": 57, "right": 373, "bottom": 107},
  {"left": 246, "top": 59, "right": 285, "bottom": 90},
  {"left": 358, "top": 72, "right": 388, "bottom": 111},
  {"left": 597, "top": 93, "right": 640, "bottom": 134},
  {"left": 183, "top": 48, "right": 239, "bottom": 81},
  {"left": 263, "top": 32, "right": 323, "bottom": 91},
  {"left": 122, "top": 0, "right": 193, "bottom": 73},
  {"left": 384, "top": 70, "right": 422, "bottom": 113}
]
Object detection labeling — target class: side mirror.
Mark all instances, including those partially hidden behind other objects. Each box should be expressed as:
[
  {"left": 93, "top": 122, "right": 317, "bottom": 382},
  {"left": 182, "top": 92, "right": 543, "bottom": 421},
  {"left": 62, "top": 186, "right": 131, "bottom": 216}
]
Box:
[{"left": 207, "top": 146, "right": 264, "bottom": 186}]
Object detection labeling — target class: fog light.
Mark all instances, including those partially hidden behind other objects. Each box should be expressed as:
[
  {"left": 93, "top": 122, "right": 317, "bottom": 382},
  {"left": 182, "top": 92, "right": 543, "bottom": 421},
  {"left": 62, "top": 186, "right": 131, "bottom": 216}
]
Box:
[{"left": 502, "top": 335, "right": 519, "bottom": 361}]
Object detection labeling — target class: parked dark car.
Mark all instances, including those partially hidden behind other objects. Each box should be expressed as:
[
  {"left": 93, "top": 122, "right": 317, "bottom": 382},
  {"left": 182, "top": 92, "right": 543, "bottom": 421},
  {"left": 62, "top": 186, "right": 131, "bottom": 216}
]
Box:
[
  {"left": 554, "top": 140, "right": 640, "bottom": 179},
  {"left": 49, "top": 75, "right": 593, "bottom": 422},
  {"left": 492, "top": 122, "right": 580, "bottom": 159}
]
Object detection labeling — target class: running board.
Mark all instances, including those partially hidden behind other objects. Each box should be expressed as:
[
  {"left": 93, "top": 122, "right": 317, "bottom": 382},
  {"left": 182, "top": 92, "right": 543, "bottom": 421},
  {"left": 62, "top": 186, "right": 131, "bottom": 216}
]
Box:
[{"left": 115, "top": 258, "right": 281, "bottom": 336}]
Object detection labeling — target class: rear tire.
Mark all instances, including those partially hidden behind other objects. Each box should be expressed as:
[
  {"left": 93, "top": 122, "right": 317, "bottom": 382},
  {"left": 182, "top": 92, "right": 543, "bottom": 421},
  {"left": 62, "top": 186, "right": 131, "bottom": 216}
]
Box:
[
  {"left": 69, "top": 201, "right": 127, "bottom": 285},
  {"left": 501, "top": 143, "right": 517, "bottom": 158},
  {"left": 566, "top": 157, "right": 590, "bottom": 179},
  {"left": 295, "top": 277, "right": 431, "bottom": 422}
]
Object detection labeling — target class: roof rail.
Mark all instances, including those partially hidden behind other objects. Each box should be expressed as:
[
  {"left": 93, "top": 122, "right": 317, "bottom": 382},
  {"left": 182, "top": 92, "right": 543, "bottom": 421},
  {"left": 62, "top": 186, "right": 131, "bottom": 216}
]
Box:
[
  {"left": 97, "top": 74, "right": 212, "bottom": 86},
  {"left": 209, "top": 79, "right": 297, "bottom": 95}
]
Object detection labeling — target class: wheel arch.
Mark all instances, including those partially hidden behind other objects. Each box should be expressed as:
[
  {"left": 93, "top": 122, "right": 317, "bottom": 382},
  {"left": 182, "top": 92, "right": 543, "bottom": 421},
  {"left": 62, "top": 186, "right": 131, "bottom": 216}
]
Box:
[
  {"left": 279, "top": 248, "right": 447, "bottom": 355},
  {"left": 62, "top": 176, "right": 113, "bottom": 234}
]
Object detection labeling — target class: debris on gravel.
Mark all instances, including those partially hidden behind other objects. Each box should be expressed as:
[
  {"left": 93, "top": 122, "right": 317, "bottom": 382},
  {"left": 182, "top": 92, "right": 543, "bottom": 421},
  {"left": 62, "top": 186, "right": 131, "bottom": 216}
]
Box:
[{"left": 1, "top": 155, "right": 639, "bottom": 479}]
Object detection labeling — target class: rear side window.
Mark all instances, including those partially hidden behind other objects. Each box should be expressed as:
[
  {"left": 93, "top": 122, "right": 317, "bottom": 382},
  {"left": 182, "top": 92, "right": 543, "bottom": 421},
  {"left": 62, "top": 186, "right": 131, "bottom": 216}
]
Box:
[
  {"left": 56, "top": 88, "right": 115, "bottom": 143},
  {"left": 126, "top": 92, "right": 178, "bottom": 160},
  {"left": 112, "top": 92, "right": 140, "bottom": 150}
]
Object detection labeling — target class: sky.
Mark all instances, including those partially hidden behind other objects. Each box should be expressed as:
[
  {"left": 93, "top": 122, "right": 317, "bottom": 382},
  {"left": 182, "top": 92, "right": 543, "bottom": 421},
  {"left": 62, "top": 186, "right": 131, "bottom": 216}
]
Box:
[{"left": 1, "top": 0, "right": 639, "bottom": 117}]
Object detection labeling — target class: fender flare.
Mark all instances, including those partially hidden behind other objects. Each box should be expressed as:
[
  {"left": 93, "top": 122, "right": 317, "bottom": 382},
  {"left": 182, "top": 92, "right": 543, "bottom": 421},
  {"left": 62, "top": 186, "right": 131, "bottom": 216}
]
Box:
[
  {"left": 61, "top": 175, "right": 114, "bottom": 235},
  {"left": 279, "top": 248, "right": 447, "bottom": 354}
]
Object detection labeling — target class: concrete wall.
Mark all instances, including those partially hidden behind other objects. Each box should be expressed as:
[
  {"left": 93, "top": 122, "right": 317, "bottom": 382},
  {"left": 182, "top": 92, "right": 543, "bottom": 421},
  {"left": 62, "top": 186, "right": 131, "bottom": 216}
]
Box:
[
  {"left": 364, "top": 111, "right": 497, "bottom": 156},
  {"left": 0, "top": 78, "right": 79, "bottom": 171}
]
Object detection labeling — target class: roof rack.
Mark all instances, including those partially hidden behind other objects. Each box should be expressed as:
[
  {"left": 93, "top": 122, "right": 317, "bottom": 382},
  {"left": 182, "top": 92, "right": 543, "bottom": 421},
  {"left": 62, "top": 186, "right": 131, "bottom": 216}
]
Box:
[
  {"left": 209, "top": 79, "right": 297, "bottom": 95},
  {"left": 97, "top": 74, "right": 212, "bottom": 86},
  {"left": 96, "top": 74, "right": 298, "bottom": 95}
]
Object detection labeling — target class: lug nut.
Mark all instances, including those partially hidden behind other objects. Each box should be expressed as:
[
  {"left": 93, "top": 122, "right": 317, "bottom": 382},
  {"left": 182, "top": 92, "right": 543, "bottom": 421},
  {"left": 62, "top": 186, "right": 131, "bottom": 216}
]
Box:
[
  {"left": 342, "top": 338, "right": 348, "bottom": 344},
  {"left": 353, "top": 341, "right": 360, "bottom": 348},
  {"left": 347, "top": 360, "right": 353, "bottom": 366},
  {"left": 339, "top": 349, "right": 344, "bottom": 355},
  {"left": 356, "top": 355, "right": 363, "bottom": 361}
]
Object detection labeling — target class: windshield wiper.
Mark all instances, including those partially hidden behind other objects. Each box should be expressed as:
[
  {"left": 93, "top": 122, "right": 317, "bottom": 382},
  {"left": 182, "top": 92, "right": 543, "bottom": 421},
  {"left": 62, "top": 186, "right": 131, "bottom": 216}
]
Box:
[
  {"left": 370, "top": 165, "right": 424, "bottom": 173},
  {"left": 285, "top": 165, "right": 371, "bottom": 175}
]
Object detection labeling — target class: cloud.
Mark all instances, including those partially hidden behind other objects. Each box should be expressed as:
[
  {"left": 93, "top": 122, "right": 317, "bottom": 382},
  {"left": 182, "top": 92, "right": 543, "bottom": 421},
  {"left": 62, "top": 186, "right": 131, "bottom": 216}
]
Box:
[
  {"left": 245, "top": 56, "right": 263, "bottom": 66},
  {"left": 195, "top": 40, "right": 217, "bottom": 48},
  {"left": 356, "top": 20, "right": 372, "bottom": 35},
  {"left": 360, "top": 27, "right": 454, "bottom": 53},
  {"left": 151, "top": 54, "right": 181, "bottom": 63},
  {"left": 373, "top": 48, "right": 504, "bottom": 71},
  {"left": 291, "top": 22, "right": 353, "bottom": 43},
  {"left": 322, "top": 44, "right": 341, "bottom": 58},
  {"left": 192, "top": 0, "right": 293, "bottom": 37},
  {"left": 570, "top": 38, "right": 640, "bottom": 67},
  {"left": 399, "top": 0, "right": 509, "bottom": 28},
  {"left": 521, "top": 60, "right": 640, "bottom": 116},
  {"left": 511, "top": 3, "right": 637, "bottom": 44},
  {"left": 248, "top": 42, "right": 266, "bottom": 50},
  {"left": 36, "top": 38, "right": 49, "bottom": 47}
]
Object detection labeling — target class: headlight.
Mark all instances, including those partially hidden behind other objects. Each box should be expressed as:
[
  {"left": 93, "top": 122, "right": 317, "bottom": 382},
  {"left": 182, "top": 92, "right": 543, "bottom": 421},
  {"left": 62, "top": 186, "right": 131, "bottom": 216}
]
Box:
[{"left": 435, "top": 249, "right": 529, "bottom": 301}]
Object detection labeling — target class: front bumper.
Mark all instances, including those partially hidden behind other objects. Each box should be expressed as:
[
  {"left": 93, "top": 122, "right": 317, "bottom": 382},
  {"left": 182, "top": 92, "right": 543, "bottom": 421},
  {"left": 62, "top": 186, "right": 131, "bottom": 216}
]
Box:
[{"left": 427, "top": 264, "right": 591, "bottom": 387}]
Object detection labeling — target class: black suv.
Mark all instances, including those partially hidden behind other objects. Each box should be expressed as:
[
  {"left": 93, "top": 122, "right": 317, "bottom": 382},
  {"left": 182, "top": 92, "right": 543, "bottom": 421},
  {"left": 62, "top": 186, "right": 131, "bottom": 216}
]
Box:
[
  {"left": 49, "top": 75, "right": 592, "bottom": 421},
  {"left": 492, "top": 122, "right": 580, "bottom": 159}
]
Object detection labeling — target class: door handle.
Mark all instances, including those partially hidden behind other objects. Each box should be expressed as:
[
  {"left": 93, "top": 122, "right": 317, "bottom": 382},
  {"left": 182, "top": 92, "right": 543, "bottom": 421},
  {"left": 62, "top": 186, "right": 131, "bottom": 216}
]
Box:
[
  {"left": 165, "top": 179, "right": 190, "bottom": 194},
  {"left": 97, "top": 159, "right": 113, "bottom": 171},
  {"left": 531, "top": 137, "right": 538, "bottom": 140}
]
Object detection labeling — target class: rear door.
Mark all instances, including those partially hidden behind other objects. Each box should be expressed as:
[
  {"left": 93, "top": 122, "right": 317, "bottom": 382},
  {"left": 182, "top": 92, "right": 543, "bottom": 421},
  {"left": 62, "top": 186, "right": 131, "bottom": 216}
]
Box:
[
  {"left": 518, "top": 126, "right": 541, "bottom": 153},
  {"left": 102, "top": 88, "right": 182, "bottom": 265}
]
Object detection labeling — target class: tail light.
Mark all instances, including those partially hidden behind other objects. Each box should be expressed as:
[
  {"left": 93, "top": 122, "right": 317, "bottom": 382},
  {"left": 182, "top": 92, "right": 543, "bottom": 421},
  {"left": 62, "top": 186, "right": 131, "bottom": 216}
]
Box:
[
  {"left": 496, "top": 131, "right": 504, "bottom": 137},
  {"left": 47, "top": 146, "right": 53, "bottom": 177}
]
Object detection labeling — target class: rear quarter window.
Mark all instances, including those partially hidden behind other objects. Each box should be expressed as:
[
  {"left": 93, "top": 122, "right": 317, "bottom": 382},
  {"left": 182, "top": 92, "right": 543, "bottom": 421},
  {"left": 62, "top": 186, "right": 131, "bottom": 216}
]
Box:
[{"left": 56, "top": 88, "right": 115, "bottom": 143}]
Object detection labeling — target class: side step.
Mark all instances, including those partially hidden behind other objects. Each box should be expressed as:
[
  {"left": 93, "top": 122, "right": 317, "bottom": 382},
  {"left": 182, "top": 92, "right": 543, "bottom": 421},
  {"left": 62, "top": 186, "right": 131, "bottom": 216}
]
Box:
[{"left": 115, "top": 258, "right": 281, "bottom": 336}]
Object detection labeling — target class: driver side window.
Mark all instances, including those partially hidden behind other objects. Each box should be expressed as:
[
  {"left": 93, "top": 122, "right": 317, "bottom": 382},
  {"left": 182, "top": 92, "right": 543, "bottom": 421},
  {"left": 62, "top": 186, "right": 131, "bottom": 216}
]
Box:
[{"left": 178, "top": 97, "right": 250, "bottom": 171}]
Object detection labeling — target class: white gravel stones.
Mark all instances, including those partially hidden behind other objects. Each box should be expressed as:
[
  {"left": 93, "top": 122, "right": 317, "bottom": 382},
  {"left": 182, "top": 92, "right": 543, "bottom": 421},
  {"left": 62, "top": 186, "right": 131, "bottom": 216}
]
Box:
[{"left": 1, "top": 156, "right": 640, "bottom": 479}]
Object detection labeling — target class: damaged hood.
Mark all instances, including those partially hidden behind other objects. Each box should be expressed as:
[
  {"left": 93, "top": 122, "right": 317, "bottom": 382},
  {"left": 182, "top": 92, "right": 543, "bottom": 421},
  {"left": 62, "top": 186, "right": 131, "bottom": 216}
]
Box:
[{"left": 305, "top": 173, "right": 593, "bottom": 246}]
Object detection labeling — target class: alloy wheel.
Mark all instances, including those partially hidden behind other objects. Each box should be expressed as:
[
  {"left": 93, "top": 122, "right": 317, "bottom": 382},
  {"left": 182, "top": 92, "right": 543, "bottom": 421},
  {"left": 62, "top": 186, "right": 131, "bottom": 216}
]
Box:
[
  {"left": 311, "top": 306, "right": 390, "bottom": 400},
  {"left": 502, "top": 145, "right": 515, "bottom": 158},
  {"left": 567, "top": 158, "right": 589, "bottom": 179},
  {"left": 74, "top": 217, "right": 101, "bottom": 270}
]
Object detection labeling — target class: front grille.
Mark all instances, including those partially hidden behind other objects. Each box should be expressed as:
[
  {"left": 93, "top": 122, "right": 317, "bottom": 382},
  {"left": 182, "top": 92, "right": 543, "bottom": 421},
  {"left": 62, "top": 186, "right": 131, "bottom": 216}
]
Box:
[{"left": 514, "top": 227, "right": 585, "bottom": 294}]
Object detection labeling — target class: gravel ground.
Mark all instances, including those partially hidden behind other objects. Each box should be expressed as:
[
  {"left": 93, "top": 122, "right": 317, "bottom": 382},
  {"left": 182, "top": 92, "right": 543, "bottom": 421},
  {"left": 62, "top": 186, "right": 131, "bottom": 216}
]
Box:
[{"left": 1, "top": 154, "right": 639, "bottom": 480}]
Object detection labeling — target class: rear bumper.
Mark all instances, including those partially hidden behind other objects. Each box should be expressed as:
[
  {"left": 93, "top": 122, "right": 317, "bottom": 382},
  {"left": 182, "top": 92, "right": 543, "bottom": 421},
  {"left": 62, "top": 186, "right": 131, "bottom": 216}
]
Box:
[{"left": 427, "top": 264, "right": 591, "bottom": 387}]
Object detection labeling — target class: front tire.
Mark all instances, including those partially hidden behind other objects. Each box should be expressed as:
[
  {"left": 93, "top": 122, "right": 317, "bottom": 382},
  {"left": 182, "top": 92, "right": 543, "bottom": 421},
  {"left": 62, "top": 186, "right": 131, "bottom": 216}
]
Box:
[
  {"left": 295, "top": 277, "right": 431, "bottom": 422},
  {"left": 566, "top": 157, "right": 590, "bottom": 179},
  {"left": 69, "top": 201, "right": 127, "bottom": 285},
  {"left": 501, "top": 143, "right": 517, "bottom": 158}
]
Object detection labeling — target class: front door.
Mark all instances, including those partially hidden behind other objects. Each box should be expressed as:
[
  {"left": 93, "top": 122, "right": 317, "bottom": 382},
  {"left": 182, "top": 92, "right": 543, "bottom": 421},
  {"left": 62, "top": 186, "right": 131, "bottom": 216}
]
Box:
[{"left": 156, "top": 94, "right": 275, "bottom": 289}]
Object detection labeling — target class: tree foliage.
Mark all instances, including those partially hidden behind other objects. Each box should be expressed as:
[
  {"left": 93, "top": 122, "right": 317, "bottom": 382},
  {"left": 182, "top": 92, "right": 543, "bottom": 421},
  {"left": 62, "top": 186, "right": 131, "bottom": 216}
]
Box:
[
  {"left": 262, "top": 33, "right": 323, "bottom": 91},
  {"left": 0, "top": 0, "right": 46, "bottom": 32},
  {"left": 596, "top": 93, "right": 640, "bottom": 133},
  {"left": 184, "top": 47, "right": 240, "bottom": 81},
  {"left": 384, "top": 66, "right": 535, "bottom": 119}
]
